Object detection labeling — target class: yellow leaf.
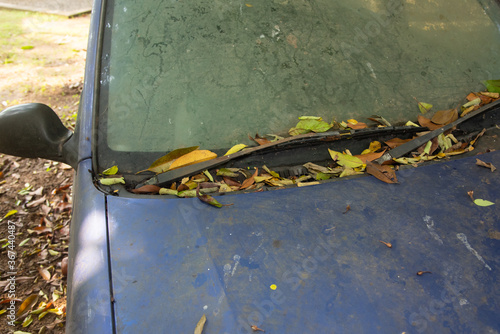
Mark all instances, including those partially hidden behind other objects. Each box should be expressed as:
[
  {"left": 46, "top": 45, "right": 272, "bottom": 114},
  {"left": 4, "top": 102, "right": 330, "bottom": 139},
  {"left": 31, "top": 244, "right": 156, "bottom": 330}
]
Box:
[
  {"left": 474, "top": 199, "right": 495, "bottom": 207},
  {"left": 328, "top": 149, "right": 364, "bottom": 168},
  {"left": 169, "top": 150, "right": 217, "bottom": 171},
  {"left": 102, "top": 165, "right": 118, "bottom": 175},
  {"left": 224, "top": 144, "right": 247, "bottom": 156},
  {"left": 99, "top": 177, "right": 125, "bottom": 186},
  {"left": 346, "top": 119, "right": 358, "bottom": 124},
  {"left": 245, "top": 3, "right": 253, "bottom": 7},
  {"left": 194, "top": 314, "right": 207, "bottom": 334},
  {"left": 17, "top": 294, "right": 39, "bottom": 318},
  {"left": 140, "top": 146, "right": 199, "bottom": 174}
]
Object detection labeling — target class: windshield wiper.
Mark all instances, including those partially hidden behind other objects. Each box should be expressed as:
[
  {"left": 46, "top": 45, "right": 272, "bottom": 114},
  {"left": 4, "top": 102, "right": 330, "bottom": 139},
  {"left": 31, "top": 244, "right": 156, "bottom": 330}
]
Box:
[{"left": 137, "top": 125, "right": 427, "bottom": 188}]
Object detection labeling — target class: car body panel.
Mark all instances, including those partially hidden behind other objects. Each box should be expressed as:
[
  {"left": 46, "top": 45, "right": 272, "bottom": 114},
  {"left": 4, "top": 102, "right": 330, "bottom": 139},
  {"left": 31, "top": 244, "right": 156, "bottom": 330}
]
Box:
[
  {"left": 66, "top": 159, "right": 114, "bottom": 334},
  {"left": 106, "top": 151, "right": 500, "bottom": 333}
]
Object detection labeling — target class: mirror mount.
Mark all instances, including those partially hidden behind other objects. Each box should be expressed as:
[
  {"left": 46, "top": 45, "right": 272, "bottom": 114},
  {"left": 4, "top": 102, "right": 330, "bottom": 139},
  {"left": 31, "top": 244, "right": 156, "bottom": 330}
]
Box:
[{"left": 0, "top": 103, "right": 78, "bottom": 168}]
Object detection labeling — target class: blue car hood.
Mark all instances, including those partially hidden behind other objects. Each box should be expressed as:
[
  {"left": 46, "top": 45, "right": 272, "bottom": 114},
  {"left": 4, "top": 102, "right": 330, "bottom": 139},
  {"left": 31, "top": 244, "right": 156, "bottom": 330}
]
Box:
[{"left": 106, "top": 151, "right": 500, "bottom": 333}]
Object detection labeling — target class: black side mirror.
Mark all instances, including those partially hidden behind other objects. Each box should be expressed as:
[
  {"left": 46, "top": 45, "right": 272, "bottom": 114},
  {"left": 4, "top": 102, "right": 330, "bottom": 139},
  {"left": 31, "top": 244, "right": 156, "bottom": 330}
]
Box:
[{"left": 0, "top": 103, "right": 78, "bottom": 168}]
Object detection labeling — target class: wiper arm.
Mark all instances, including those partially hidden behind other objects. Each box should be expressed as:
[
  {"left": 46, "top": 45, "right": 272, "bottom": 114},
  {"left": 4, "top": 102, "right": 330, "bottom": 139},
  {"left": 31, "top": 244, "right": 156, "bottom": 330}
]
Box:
[{"left": 137, "top": 125, "right": 426, "bottom": 188}]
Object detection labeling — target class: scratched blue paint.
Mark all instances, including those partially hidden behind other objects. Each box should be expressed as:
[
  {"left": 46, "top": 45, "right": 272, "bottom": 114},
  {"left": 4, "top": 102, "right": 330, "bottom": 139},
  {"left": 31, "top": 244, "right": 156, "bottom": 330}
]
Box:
[{"left": 104, "top": 151, "right": 500, "bottom": 333}]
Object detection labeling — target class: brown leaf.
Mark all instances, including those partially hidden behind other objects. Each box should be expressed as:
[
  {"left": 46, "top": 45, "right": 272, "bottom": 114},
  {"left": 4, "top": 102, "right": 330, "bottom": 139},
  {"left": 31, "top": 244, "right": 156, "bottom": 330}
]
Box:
[
  {"left": 347, "top": 121, "right": 368, "bottom": 129},
  {"left": 131, "top": 185, "right": 161, "bottom": 194},
  {"left": 466, "top": 92, "right": 478, "bottom": 101},
  {"left": 223, "top": 176, "right": 241, "bottom": 187},
  {"left": 379, "top": 240, "right": 392, "bottom": 248},
  {"left": 343, "top": 205, "right": 351, "bottom": 214},
  {"left": 365, "top": 161, "right": 398, "bottom": 184},
  {"left": 476, "top": 159, "right": 496, "bottom": 172},
  {"left": 251, "top": 325, "right": 265, "bottom": 332},
  {"left": 240, "top": 168, "right": 258, "bottom": 189},
  {"left": 34, "top": 226, "right": 53, "bottom": 234},
  {"left": 26, "top": 196, "right": 46, "bottom": 208},
  {"left": 249, "top": 133, "right": 271, "bottom": 146},
  {"left": 16, "top": 294, "right": 39, "bottom": 318},
  {"left": 416, "top": 271, "right": 432, "bottom": 276},
  {"left": 61, "top": 257, "right": 68, "bottom": 277},
  {"left": 354, "top": 149, "right": 386, "bottom": 164},
  {"left": 39, "top": 267, "right": 51, "bottom": 281},
  {"left": 384, "top": 138, "right": 412, "bottom": 149},
  {"left": 417, "top": 115, "right": 443, "bottom": 130},
  {"left": 431, "top": 108, "right": 458, "bottom": 125},
  {"left": 467, "top": 190, "right": 474, "bottom": 201}
]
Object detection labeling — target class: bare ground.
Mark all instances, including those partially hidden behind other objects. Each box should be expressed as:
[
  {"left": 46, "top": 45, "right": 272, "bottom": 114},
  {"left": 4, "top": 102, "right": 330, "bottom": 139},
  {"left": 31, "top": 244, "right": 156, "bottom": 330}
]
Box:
[{"left": 0, "top": 10, "right": 90, "bottom": 334}]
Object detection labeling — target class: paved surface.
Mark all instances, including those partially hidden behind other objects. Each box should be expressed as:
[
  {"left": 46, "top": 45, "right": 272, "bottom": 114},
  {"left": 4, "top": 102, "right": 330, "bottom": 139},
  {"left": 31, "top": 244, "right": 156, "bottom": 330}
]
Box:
[{"left": 0, "top": 0, "right": 92, "bottom": 16}]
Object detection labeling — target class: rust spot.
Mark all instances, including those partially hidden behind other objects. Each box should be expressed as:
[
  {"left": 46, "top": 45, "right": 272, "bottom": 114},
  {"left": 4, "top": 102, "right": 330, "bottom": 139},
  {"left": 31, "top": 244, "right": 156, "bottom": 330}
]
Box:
[{"left": 272, "top": 240, "right": 282, "bottom": 248}]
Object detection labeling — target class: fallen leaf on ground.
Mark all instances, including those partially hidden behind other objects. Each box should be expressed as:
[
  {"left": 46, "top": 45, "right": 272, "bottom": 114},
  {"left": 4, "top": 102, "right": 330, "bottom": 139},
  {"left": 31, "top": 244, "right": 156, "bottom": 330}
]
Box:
[
  {"left": 39, "top": 267, "right": 51, "bottom": 281},
  {"left": 194, "top": 314, "right": 207, "bottom": 334},
  {"left": 17, "top": 294, "right": 39, "bottom": 318},
  {"left": 169, "top": 150, "right": 217, "bottom": 170},
  {"left": 476, "top": 159, "right": 496, "bottom": 172},
  {"left": 251, "top": 325, "right": 265, "bottom": 332}
]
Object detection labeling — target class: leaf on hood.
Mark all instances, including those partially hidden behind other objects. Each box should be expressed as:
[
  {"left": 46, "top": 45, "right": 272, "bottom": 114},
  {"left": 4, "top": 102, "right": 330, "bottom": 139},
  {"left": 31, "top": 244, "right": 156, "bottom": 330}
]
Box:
[
  {"left": 130, "top": 185, "right": 161, "bottom": 194},
  {"left": 169, "top": 150, "right": 217, "bottom": 170},
  {"left": 241, "top": 168, "right": 258, "bottom": 189},
  {"left": 289, "top": 117, "right": 331, "bottom": 135},
  {"left": 249, "top": 133, "right": 271, "bottom": 145},
  {"left": 99, "top": 177, "right": 125, "bottom": 186},
  {"left": 224, "top": 144, "right": 247, "bottom": 156},
  {"left": 476, "top": 159, "right": 496, "bottom": 172},
  {"left": 217, "top": 168, "right": 240, "bottom": 178},
  {"left": 196, "top": 186, "right": 228, "bottom": 208},
  {"left": 366, "top": 161, "right": 398, "bottom": 184},
  {"left": 430, "top": 108, "right": 458, "bottom": 125},
  {"left": 139, "top": 146, "right": 200, "bottom": 174},
  {"left": 328, "top": 149, "right": 364, "bottom": 169},
  {"left": 355, "top": 149, "right": 386, "bottom": 164},
  {"left": 194, "top": 314, "right": 207, "bottom": 334},
  {"left": 473, "top": 199, "right": 495, "bottom": 207},
  {"left": 223, "top": 176, "right": 241, "bottom": 187},
  {"left": 417, "top": 115, "right": 442, "bottom": 130},
  {"left": 159, "top": 188, "right": 178, "bottom": 195},
  {"left": 17, "top": 294, "right": 39, "bottom": 318},
  {"left": 102, "top": 165, "right": 118, "bottom": 175},
  {"left": 483, "top": 79, "right": 500, "bottom": 93}
]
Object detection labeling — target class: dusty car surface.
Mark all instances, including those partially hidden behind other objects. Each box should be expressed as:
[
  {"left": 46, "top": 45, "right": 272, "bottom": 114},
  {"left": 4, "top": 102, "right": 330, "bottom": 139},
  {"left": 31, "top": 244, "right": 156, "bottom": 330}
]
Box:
[{"left": 1, "top": 0, "right": 500, "bottom": 333}]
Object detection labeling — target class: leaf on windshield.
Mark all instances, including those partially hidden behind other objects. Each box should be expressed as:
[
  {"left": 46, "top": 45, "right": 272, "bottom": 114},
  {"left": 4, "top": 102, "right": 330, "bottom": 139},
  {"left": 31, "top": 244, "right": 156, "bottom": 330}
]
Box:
[
  {"left": 99, "top": 177, "right": 125, "bottom": 186},
  {"left": 431, "top": 108, "right": 458, "bottom": 125},
  {"left": 346, "top": 119, "right": 367, "bottom": 129},
  {"left": 249, "top": 133, "right": 271, "bottom": 145},
  {"left": 224, "top": 144, "right": 247, "bottom": 156},
  {"left": 328, "top": 149, "right": 365, "bottom": 169},
  {"left": 131, "top": 185, "right": 161, "bottom": 194},
  {"left": 483, "top": 79, "right": 500, "bottom": 93},
  {"left": 416, "top": 100, "right": 433, "bottom": 114},
  {"left": 474, "top": 199, "right": 495, "bottom": 207},
  {"left": 17, "top": 294, "right": 39, "bottom": 318},
  {"left": 139, "top": 146, "right": 200, "bottom": 174},
  {"left": 194, "top": 314, "right": 207, "bottom": 334},
  {"left": 289, "top": 117, "right": 331, "bottom": 135},
  {"left": 241, "top": 168, "right": 258, "bottom": 189},
  {"left": 102, "top": 165, "right": 118, "bottom": 175},
  {"left": 476, "top": 159, "right": 496, "bottom": 172},
  {"left": 169, "top": 150, "right": 217, "bottom": 170},
  {"left": 365, "top": 161, "right": 398, "bottom": 184},
  {"left": 367, "top": 115, "right": 391, "bottom": 127}
]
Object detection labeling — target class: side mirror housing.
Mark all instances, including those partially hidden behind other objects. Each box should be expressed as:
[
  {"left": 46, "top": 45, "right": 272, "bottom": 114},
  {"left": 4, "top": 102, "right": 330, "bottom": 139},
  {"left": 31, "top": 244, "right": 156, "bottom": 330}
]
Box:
[{"left": 0, "top": 103, "right": 78, "bottom": 168}]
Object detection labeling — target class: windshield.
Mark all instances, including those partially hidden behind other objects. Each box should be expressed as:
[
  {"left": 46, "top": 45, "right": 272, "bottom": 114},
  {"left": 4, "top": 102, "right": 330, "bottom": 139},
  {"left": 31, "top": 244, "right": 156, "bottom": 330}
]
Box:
[{"left": 97, "top": 0, "right": 500, "bottom": 172}]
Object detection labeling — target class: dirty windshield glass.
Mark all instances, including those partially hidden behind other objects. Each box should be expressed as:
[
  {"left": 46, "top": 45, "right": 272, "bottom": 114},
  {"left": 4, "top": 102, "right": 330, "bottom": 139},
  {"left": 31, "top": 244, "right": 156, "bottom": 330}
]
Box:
[{"left": 99, "top": 0, "right": 500, "bottom": 166}]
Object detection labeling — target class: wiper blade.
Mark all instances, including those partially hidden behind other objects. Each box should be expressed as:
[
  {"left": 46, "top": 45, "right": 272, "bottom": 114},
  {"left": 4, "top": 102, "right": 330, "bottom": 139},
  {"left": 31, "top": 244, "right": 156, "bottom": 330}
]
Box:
[
  {"left": 137, "top": 125, "right": 426, "bottom": 188},
  {"left": 375, "top": 98, "right": 500, "bottom": 164}
]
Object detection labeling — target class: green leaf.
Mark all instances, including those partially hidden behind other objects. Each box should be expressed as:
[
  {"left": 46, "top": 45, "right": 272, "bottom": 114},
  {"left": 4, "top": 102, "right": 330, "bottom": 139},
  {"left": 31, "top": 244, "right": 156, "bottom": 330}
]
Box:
[
  {"left": 328, "top": 149, "right": 365, "bottom": 169},
  {"left": 159, "top": 188, "right": 178, "bottom": 196},
  {"left": 99, "top": 177, "right": 125, "bottom": 186},
  {"left": 21, "top": 45, "right": 34, "bottom": 50},
  {"left": 141, "top": 146, "right": 199, "bottom": 174},
  {"left": 48, "top": 249, "right": 59, "bottom": 256},
  {"left": 483, "top": 79, "right": 500, "bottom": 93},
  {"left": 298, "top": 116, "right": 322, "bottom": 120},
  {"left": 290, "top": 118, "right": 332, "bottom": 134},
  {"left": 315, "top": 172, "right": 332, "bottom": 180},
  {"left": 473, "top": 199, "right": 495, "bottom": 207},
  {"left": 102, "top": 165, "right": 118, "bottom": 175},
  {"left": 288, "top": 127, "right": 310, "bottom": 136},
  {"left": 224, "top": 144, "right": 247, "bottom": 155},
  {"left": 418, "top": 102, "right": 433, "bottom": 114},
  {"left": 216, "top": 168, "right": 240, "bottom": 178},
  {"left": 19, "top": 238, "right": 30, "bottom": 247}
]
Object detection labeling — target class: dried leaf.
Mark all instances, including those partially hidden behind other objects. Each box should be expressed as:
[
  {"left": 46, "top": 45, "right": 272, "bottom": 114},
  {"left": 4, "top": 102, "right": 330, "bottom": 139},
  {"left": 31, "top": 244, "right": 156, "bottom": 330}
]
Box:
[
  {"left": 195, "top": 314, "right": 207, "bottom": 334},
  {"left": 131, "top": 185, "right": 161, "bottom": 194},
  {"left": 474, "top": 199, "right": 495, "bottom": 207},
  {"left": 225, "top": 144, "right": 247, "bottom": 156},
  {"left": 289, "top": 117, "right": 331, "bottom": 135},
  {"left": 416, "top": 271, "right": 432, "bottom": 276},
  {"left": 39, "top": 268, "right": 51, "bottom": 281},
  {"left": 203, "top": 170, "right": 214, "bottom": 182},
  {"left": 61, "top": 257, "right": 68, "bottom": 277},
  {"left": 379, "top": 240, "right": 392, "bottom": 248},
  {"left": 22, "top": 314, "right": 33, "bottom": 327},
  {"left": 17, "top": 294, "right": 39, "bottom": 318},
  {"left": 355, "top": 149, "right": 386, "bottom": 164},
  {"left": 430, "top": 108, "right": 458, "bottom": 125},
  {"left": 249, "top": 133, "right": 271, "bottom": 145},
  {"left": 343, "top": 205, "right": 351, "bottom": 214},
  {"left": 102, "top": 165, "right": 118, "bottom": 175},
  {"left": 367, "top": 115, "right": 391, "bottom": 127},
  {"left": 139, "top": 146, "right": 199, "bottom": 174},
  {"left": 196, "top": 186, "right": 227, "bottom": 208},
  {"left": 217, "top": 168, "right": 240, "bottom": 178},
  {"left": 240, "top": 168, "right": 258, "bottom": 189},
  {"left": 99, "top": 177, "right": 125, "bottom": 186},
  {"left": 222, "top": 176, "right": 241, "bottom": 187},
  {"left": 417, "top": 115, "right": 442, "bottom": 130},
  {"left": 476, "top": 159, "right": 496, "bottom": 172},
  {"left": 365, "top": 161, "right": 398, "bottom": 184},
  {"left": 159, "top": 188, "right": 178, "bottom": 195},
  {"left": 328, "top": 149, "right": 364, "bottom": 169},
  {"left": 251, "top": 325, "right": 265, "bottom": 332},
  {"left": 169, "top": 150, "right": 217, "bottom": 171},
  {"left": 347, "top": 121, "right": 367, "bottom": 129}
]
